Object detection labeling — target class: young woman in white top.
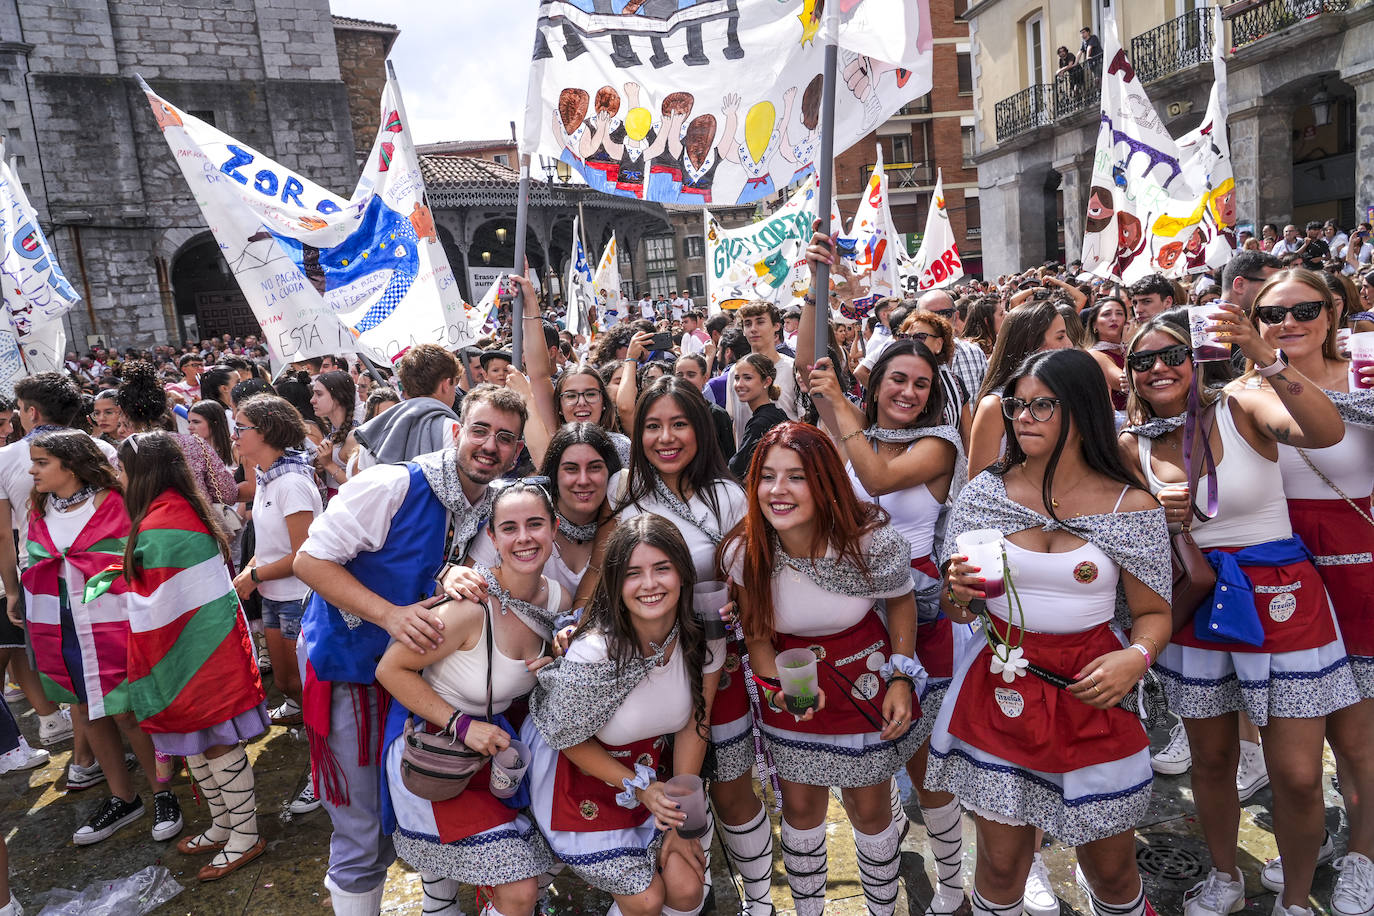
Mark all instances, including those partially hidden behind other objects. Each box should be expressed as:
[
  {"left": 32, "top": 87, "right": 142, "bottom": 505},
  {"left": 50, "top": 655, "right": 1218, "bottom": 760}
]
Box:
[
  {"left": 938, "top": 349, "right": 1172, "bottom": 916},
  {"left": 723, "top": 421, "right": 919, "bottom": 916},
  {"left": 810, "top": 339, "right": 968, "bottom": 914},
  {"left": 309, "top": 370, "right": 356, "bottom": 498},
  {"left": 377, "top": 482, "right": 561, "bottom": 916},
  {"left": 524, "top": 515, "right": 719, "bottom": 916},
  {"left": 1241, "top": 270, "right": 1374, "bottom": 912},
  {"left": 1119, "top": 306, "right": 1353, "bottom": 916}
]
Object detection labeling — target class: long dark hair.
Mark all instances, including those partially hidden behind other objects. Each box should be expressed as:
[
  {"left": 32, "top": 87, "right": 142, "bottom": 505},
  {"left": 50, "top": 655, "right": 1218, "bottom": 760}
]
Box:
[
  {"left": 624, "top": 377, "right": 732, "bottom": 526},
  {"left": 977, "top": 300, "right": 1063, "bottom": 402},
  {"left": 119, "top": 432, "right": 231, "bottom": 579},
  {"left": 995, "top": 349, "right": 1148, "bottom": 529},
  {"left": 962, "top": 297, "right": 1001, "bottom": 355},
  {"left": 190, "top": 399, "right": 234, "bottom": 465},
  {"left": 29, "top": 430, "right": 121, "bottom": 517},
  {"left": 863, "top": 339, "right": 946, "bottom": 429},
  {"left": 540, "top": 422, "right": 622, "bottom": 510},
  {"left": 575, "top": 514, "right": 708, "bottom": 739},
  {"left": 199, "top": 366, "right": 236, "bottom": 408},
  {"left": 314, "top": 370, "right": 357, "bottom": 447}
]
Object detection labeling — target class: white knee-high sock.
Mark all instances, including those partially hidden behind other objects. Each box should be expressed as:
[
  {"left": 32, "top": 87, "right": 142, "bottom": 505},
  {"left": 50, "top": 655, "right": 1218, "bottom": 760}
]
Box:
[
  {"left": 853, "top": 819, "right": 903, "bottom": 916},
  {"left": 186, "top": 752, "right": 229, "bottom": 845},
  {"left": 890, "top": 777, "right": 909, "bottom": 833},
  {"left": 919, "top": 799, "right": 965, "bottom": 897},
  {"left": 326, "top": 876, "right": 386, "bottom": 916},
  {"left": 421, "top": 874, "right": 465, "bottom": 915},
  {"left": 1086, "top": 882, "right": 1147, "bottom": 916},
  {"left": 205, "top": 745, "right": 259, "bottom": 863},
  {"left": 971, "top": 887, "right": 1024, "bottom": 916},
  {"left": 780, "top": 819, "right": 828, "bottom": 916},
  {"left": 720, "top": 806, "right": 775, "bottom": 916}
]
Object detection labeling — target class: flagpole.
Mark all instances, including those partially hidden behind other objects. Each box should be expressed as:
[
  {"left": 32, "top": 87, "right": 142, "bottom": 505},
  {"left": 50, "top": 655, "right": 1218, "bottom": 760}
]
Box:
[
  {"left": 808, "top": 7, "right": 839, "bottom": 366},
  {"left": 511, "top": 155, "right": 532, "bottom": 371}
]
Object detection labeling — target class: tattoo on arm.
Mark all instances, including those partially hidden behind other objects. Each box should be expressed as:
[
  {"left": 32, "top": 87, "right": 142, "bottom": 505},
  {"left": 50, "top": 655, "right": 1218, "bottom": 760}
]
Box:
[
  {"left": 1270, "top": 372, "right": 1305, "bottom": 397},
  {"left": 1265, "top": 422, "right": 1292, "bottom": 444}
]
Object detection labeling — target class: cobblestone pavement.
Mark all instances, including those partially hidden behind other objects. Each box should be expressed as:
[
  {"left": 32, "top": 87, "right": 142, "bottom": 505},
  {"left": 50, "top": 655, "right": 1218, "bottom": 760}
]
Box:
[{"left": 0, "top": 700, "right": 1347, "bottom": 915}]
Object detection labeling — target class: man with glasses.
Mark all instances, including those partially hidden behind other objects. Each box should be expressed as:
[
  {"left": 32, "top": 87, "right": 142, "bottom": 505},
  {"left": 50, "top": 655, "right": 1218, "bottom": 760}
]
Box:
[
  {"left": 294, "top": 381, "right": 528, "bottom": 916},
  {"left": 1221, "top": 250, "right": 1282, "bottom": 374},
  {"left": 165, "top": 354, "right": 203, "bottom": 407},
  {"left": 923, "top": 287, "right": 988, "bottom": 403}
]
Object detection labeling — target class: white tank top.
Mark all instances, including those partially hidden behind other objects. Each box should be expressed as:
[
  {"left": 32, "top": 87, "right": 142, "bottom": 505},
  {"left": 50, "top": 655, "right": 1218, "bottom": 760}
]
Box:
[
  {"left": 1278, "top": 424, "right": 1374, "bottom": 501},
  {"left": 988, "top": 540, "right": 1119, "bottom": 634},
  {"left": 423, "top": 581, "right": 559, "bottom": 717},
  {"left": 846, "top": 454, "right": 942, "bottom": 560},
  {"left": 1138, "top": 395, "right": 1292, "bottom": 549}
]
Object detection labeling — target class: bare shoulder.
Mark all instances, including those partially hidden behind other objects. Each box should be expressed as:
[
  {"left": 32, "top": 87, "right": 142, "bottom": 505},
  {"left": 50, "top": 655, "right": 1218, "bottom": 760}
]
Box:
[{"left": 1115, "top": 486, "right": 1161, "bottom": 514}]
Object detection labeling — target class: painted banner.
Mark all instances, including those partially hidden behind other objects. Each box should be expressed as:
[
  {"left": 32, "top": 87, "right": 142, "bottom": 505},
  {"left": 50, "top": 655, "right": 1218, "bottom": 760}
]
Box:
[
  {"left": 1080, "top": 16, "right": 1190, "bottom": 284},
  {"left": 142, "top": 76, "right": 474, "bottom": 369},
  {"left": 522, "top": 0, "right": 932, "bottom": 206},
  {"left": 0, "top": 140, "right": 79, "bottom": 395},
  {"left": 901, "top": 169, "right": 964, "bottom": 293},
  {"left": 1150, "top": 6, "right": 1235, "bottom": 278},
  {"left": 565, "top": 215, "right": 596, "bottom": 338},
  {"left": 592, "top": 233, "right": 624, "bottom": 328},
  {"left": 704, "top": 174, "right": 821, "bottom": 311},
  {"left": 843, "top": 145, "right": 901, "bottom": 312}
]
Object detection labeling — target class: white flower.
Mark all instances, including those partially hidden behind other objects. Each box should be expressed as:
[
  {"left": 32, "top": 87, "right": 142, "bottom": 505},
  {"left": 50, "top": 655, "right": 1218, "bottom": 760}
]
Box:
[{"left": 989, "top": 644, "right": 1028, "bottom": 683}]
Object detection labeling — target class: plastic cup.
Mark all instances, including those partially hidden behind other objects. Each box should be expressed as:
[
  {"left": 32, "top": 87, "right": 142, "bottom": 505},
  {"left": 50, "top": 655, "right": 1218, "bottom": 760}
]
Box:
[
  {"left": 1188, "top": 304, "right": 1232, "bottom": 362},
  {"left": 1349, "top": 332, "right": 1374, "bottom": 390},
  {"left": 955, "top": 528, "right": 1005, "bottom": 600},
  {"left": 692, "top": 581, "right": 730, "bottom": 640},
  {"left": 488, "top": 740, "right": 529, "bottom": 799},
  {"left": 775, "top": 647, "right": 820, "bottom": 715},
  {"left": 664, "top": 774, "right": 709, "bottom": 839}
]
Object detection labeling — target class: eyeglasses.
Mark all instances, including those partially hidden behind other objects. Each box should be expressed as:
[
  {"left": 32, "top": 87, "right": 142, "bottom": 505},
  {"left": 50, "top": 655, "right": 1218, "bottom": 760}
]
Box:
[
  {"left": 465, "top": 423, "right": 520, "bottom": 448},
  {"left": 1127, "top": 344, "right": 1190, "bottom": 373},
  {"left": 1001, "top": 396, "right": 1061, "bottom": 422},
  {"left": 494, "top": 475, "right": 551, "bottom": 489},
  {"left": 895, "top": 331, "right": 936, "bottom": 342},
  {"left": 232, "top": 422, "right": 258, "bottom": 434},
  {"left": 560, "top": 390, "right": 602, "bottom": 404},
  {"left": 1254, "top": 300, "right": 1325, "bottom": 325}
]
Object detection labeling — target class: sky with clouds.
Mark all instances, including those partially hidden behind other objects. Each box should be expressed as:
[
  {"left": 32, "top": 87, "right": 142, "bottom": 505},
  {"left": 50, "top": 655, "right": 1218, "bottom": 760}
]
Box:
[{"left": 330, "top": 1, "right": 539, "bottom": 146}]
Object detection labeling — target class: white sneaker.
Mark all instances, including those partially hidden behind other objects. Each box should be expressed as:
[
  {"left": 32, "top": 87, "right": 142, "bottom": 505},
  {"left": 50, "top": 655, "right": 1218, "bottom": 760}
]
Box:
[
  {"left": 1151, "top": 721, "right": 1192, "bottom": 775},
  {"left": 37, "top": 707, "right": 72, "bottom": 746},
  {"left": 1024, "top": 852, "right": 1060, "bottom": 916},
  {"left": 1261, "top": 830, "right": 1336, "bottom": 891},
  {"left": 1273, "top": 899, "right": 1314, "bottom": 916},
  {"left": 1236, "top": 740, "right": 1270, "bottom": 802},
  {"left": 2, "top": 682, "right": 22, "bottom": 704},
  {"left": 1183, "top": 867, "right": 1245, "bottom": 916},
  {"left": 0, "top": 891, "right": 22, "bottom": 916},
  {"left": 0, "top": 738, "right": 48, "bottom": 775},
  {"left": 1331, "top": 852, "right": 1374, "bottom": 916}
]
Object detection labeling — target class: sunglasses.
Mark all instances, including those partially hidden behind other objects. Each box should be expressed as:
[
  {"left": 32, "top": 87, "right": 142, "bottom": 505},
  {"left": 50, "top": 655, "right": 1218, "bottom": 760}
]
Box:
[
  {"left": 895, "top": 331, "right": 936, "bottom": 342},
  {"left": 1001, "top": 396, "right": 1061, "bottom": 422},
  {"left": 1254, "top": 300, "right": 1325, "bottom": 325},
  {"left": 929, "top": 308, "right": 956, "bottom": 320},
  {"left": 1127, "top": 344, "right": 1191, "bottom": 373}
]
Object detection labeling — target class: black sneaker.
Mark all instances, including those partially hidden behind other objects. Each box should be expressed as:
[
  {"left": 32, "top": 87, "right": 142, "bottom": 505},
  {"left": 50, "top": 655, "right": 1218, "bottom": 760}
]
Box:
[
  {"left": 73, "top": 794, "right": 144, "bottom": 845},
  {"left": 151, "top": 790, "right": 183, "bottom": 841}
]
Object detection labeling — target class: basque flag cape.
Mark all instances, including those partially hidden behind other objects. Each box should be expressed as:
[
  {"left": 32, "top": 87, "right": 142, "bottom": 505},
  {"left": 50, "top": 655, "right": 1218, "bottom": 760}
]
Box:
[{"left": 87, "top": 490, "right": 264, "bottom": 733}]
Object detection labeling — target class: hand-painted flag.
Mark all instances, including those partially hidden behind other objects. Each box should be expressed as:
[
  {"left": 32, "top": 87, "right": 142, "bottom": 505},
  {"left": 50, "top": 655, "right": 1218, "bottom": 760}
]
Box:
[{"left": 903, "top": 169, "right": 965, "bottom": 292}]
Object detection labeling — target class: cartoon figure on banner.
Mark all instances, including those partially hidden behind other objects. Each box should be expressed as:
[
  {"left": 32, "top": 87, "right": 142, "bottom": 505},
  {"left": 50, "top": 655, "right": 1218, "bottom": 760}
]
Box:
[
  {"left": 604, "top": 83, "right": 670, "bottom": 198},
  {"left": 1113, "top": 212, "right": 1146, "bottom": 278},
  {"left": 1081, "top": 184, "right": 1116, "bottom": 270},
  {"left": 532, "top": 0, "right": 744, "bottom": 71},
  {"left": 721, "top": 93, "right": 782, "bottom": 205},
  {"left": 647, "top": 91, "right": 695, "bottom": 202},
  {"left": 1150, "top": 177, "right": 1236, "bottom": 274},
  {"left": 778, "top": 75, "right": 823, "bottom": 188},
  {"left": 679, "top": 115, "right": 724, "bottom": 204},
  {"left": 581, "top": 86, "right": 626, "bottom": 192}
]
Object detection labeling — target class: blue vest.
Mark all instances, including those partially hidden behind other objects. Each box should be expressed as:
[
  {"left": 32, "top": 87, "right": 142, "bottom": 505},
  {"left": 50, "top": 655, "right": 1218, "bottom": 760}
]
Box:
[{"left": 303, "top": 464, "right": 449, "bottom": 684}]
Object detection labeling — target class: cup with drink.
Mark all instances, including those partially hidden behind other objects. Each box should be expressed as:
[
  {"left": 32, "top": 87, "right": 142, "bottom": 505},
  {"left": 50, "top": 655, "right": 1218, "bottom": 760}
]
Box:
[
  {"left": 663, "top": 774, "right": 709, "bottom": 839},
  {"left": 955, "top": 529, "right": 1006, "bottom": 599},
  {"left": 692, "top": 581, "right": 731, "bottom": 640},
  {"left": 775, "top": 647, "right": 821, "bottom": 715},
  {"left": 1188, "top": 302, "right": 1232, "bottom": 362},
  {"left": 488, "top": 740, "right": 530, "bottom": 799},
  {"left": 1349, "top": 332, "right": 1374, "bottom": 390}
]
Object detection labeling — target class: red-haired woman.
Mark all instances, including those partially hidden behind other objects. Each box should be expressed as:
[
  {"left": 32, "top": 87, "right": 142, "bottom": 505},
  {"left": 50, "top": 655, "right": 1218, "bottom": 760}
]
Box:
[{"left": 721, "top": 421, "right": 919, "bottom": 916}]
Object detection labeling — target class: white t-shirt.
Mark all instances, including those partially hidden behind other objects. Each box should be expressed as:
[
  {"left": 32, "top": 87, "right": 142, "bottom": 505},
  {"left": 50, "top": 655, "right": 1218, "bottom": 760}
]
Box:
[
  {"left": 681, "top": 329, "right": 709, "bottom": 356},
  {"left": 610, "top": 469, "right": 746, "bottom": 584},
  {"left": 0, "top": 434, "right": 118, "bottom": 569},
  {"left": 639, "top": 299, "right": 654, "bottom": 319},
  {"left": 671, "top": 297, "right": 689, "bottom": 320},
  {"left": 253, "top": 472, "right": 323, "bottom": 601}
]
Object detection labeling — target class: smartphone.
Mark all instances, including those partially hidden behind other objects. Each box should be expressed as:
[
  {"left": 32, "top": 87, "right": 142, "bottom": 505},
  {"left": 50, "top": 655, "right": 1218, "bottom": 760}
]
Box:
[{"left": 650, "top": 331, "right": 673, "bottom": 351}]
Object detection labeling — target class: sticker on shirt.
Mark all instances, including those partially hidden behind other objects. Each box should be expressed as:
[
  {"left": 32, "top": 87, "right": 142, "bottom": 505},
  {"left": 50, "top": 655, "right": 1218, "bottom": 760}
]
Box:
[
  {"left": 1073, "top": 561, "right": 1099, "bottom": 584},
  {"left": 994, "top": 687, "right": 1024, "bottom": 718},
  {"left": 851, "top": 673, "right": 880, "bottom": 702},
  {"left": 1269, "top": 593, "right": 1297, "bottom": 623}
]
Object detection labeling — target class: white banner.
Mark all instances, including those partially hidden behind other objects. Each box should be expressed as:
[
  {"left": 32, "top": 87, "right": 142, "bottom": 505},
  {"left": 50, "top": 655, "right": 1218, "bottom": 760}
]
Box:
[
  {"left": 142, "top": 75, "right": 474, "bottom": 368},
  {"left": 592, "top": 233, "right": 624, "bottom": 329},
  {"left": 565, "top": 215, "right": 595, "bottom": 338},
  {"left": 522, "top": 0, "right": 932, "bottom": 206},
  {"left": 844, "top": 145, "right": 901, "bottom": 310},
  {"left": 0, "top": 140, "right": 78, "bottom": 395},
  {"left": 705, "top": 174, "right": 825, "bottom": 311},
  {"left": 902, "top": 169, "right": 965, "bottom": 293}
]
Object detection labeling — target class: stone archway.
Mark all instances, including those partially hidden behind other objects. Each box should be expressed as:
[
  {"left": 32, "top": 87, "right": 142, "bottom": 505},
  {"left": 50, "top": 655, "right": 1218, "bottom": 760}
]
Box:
[{"left": 170, "top": 232, "right": 260, "bottom": 342}]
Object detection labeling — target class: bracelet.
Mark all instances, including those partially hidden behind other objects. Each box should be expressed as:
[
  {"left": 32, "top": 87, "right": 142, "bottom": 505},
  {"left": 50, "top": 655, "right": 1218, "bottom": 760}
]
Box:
[
  {"left": 945, "top": 585, "right": 972, "bottom": 610},
  {"left": 249, "top": 567, "right": 259, "bottom": 583},
  {"left": 802, "top": 293, "right": 817, "bottom": 306},
  {"left": 840, "top": 429, "right": 865, "bottom": 444},
  {"left": 1133, "top": 634, "right": 1161, "bottom": 656},
  {"left": 888, "top": 673, "right": 915, "bottom": 690},
  {"left": 1255, "top": 352, "right": 1288, "bottom": 377},
  {"left": 762, "top": 688, "right": 784, "bottom": 714},
  {"left": 1129, "top": 642, "right": 1153, "bottom": 667},
  {"left": 615, "top": 763, "right": 656, "bottom": 809},
  {"left": 751, "top": 673, "right": 782, "bottom": 693},
  {"left": 521, "top": 314, "right": 542, "bottom": 321}
]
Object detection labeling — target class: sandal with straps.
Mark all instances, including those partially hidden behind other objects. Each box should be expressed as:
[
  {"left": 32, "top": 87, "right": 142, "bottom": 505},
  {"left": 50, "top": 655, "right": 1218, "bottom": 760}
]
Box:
[
  {"left": 176, "top": 832, "right": 227, "bottom": 855},
  {"left": 197, "top": 838, "right": 265, "bottom": 881}
]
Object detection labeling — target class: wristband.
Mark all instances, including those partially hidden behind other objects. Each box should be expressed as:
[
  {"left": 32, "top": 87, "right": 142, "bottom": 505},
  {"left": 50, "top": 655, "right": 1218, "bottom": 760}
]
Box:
[
  {"left": 615, "top": 763, "right": 656, "bottom": 809},
  {"left": 762, "top": 688, "right": 784, "bottom": 714},
  {"left": 840, "top": 429, "right": 865, "bottom": 444},
  {"left": 445, "top": 710, "right": 473, "bottom": 744},
  {"left": 1129, "top": 642, "right": 1153, "bottom": 667},
  {"left": 751, "top": 673, "right": 781, "bottom": 693},
  {"left": 946, "top": 585, "right": 971, "bottom": 610},
  {"left": 249, "top": 567, "right": 259, "bottom": 583},
  {"left": 1255, "top": 352, "right": 1288, "bottom": 377}
]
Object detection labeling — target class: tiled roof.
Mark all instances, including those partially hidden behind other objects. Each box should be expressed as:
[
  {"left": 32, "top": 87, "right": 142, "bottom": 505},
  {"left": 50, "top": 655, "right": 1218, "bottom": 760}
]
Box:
[
  {"left": 331, "top": 15, "right": 399, "bottom": 33},
  {"left": 416, "top": 139, "right": 517, "bottom": 155},
  {"left": 419, "top": 154, "right": 525, "bottom": 188}
]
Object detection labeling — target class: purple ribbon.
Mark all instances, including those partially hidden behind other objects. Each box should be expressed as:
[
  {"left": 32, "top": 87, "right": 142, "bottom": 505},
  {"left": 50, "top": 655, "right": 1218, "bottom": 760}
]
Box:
[{"left": 1182, "top": 371, "right": 1219, "bottom": 522}]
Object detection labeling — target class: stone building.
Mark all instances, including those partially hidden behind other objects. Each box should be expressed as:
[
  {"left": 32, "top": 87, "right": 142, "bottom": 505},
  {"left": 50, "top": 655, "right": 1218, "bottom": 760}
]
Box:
[
  {"left": 0, "top": 0, "right": 393, "bottom": 350},
  {"left": 965, "top": 0, "right": 1374, "bottom": 277}
]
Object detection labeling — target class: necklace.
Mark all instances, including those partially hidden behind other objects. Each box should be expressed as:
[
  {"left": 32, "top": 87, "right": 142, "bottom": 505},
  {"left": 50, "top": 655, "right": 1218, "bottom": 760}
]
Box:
[{"left": 50, "top": 486, "right": 98, "bottom": 512}]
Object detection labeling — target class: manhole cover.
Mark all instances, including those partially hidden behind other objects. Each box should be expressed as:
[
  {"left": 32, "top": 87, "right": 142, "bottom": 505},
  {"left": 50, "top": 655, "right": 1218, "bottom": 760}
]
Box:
[{"left": 1136, "top": 839, "right": 1205, "bottom": 880}]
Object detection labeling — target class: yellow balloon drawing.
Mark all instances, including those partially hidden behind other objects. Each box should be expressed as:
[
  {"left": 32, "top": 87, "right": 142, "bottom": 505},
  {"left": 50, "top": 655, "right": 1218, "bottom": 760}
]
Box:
[
  {"left": 744, "top": 101, "right": 775, "bottom": 163},
  {"left": 625, "top": 107, "right": 653, "bottom": 142}
]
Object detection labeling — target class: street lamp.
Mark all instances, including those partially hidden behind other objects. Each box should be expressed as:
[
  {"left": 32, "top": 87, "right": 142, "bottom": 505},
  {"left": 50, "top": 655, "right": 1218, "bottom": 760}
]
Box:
[
  {"left": 482, "top": 250, "right": 492, "bottom": 265},
  {"left": 495, "top": 226, "right": 508, "bottom": 244},
  {"left": 1311, "top": 79, "right": 1333, "bottom": 128}
]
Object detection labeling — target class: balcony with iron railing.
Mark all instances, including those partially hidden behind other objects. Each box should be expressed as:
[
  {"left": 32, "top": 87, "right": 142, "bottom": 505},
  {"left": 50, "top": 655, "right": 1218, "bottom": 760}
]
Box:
[
  {"left": 1227, "top": 0, "right": 1348, "bottom": 49},
  {"left": 1132, "top": 7, "right": 1213, "bottom": 83},
  {"left": 897, "top": 94, "right": 933, "bottom": 115},
  {"left": 1052, "top": 55, "right": 1102, "bottom": 122},
  {"left": 995, "top": 84, "right": 1054, "bottom": 142},
  {"left": 862, "top": 161, "right": 936, "bottom": 188}
]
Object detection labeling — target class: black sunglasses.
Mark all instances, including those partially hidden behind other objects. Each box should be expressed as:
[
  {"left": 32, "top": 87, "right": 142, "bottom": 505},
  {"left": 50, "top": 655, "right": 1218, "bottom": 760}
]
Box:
[
  {"left": 1127, "top": 344, "right": 1191, "bottom": 373},
  {"left": 1254, "top": 301, "right": 1325, "bottom": 325},
  {"left": 895, "top": 331, "right": 936, "bottom": 342}
]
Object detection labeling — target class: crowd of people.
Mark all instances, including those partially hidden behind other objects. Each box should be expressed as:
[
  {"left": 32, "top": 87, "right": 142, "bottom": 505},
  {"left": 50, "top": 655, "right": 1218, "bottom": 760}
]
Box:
[{"left": 0, "top": 222, "right": 1370, "bottom": 916}]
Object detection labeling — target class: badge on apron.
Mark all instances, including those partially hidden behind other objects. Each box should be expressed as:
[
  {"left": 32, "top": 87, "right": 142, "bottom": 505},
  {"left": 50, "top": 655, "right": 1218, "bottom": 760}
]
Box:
[
  {"left": 1073, "top": 561, "right": 1099, "bottom": 584},
  {"left": 852, "top": 673, "right": 880, "bottom": 701},
  {"left": 1269, "top": 593, "right": 1297, "bottom": 623},
  {"left": 994, "top": 687, "right": 1024, "bottom": 718}
]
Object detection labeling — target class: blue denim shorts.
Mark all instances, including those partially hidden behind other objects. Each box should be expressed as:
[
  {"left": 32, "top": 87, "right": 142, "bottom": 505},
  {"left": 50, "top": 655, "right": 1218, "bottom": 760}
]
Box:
[{"left": 260, "top": 596, "right": 305, "bottom": 641}]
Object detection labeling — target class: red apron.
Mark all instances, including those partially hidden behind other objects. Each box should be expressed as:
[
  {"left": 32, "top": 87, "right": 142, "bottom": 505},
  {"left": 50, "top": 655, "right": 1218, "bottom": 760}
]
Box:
[
  {"left": 912, "top": 556, "right": 954, "bottom": 680},
  {"left": 550, "top": 735, "right": 668, "bottom": 833},
  {"left": 949, "top": 623, "right": 1147, "bottom": 774},
  {"left": 1289, "top": 497, "right": 1374, "bottom": 657},
  {"left": 762, "top": 611, "right": 909, "bottom": 736},
  {"left": 407, "top": 720, "right": 517, "bottom": 844},
  {"left": 709, "top": 639, "right": 750, "bottom": 725}
]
